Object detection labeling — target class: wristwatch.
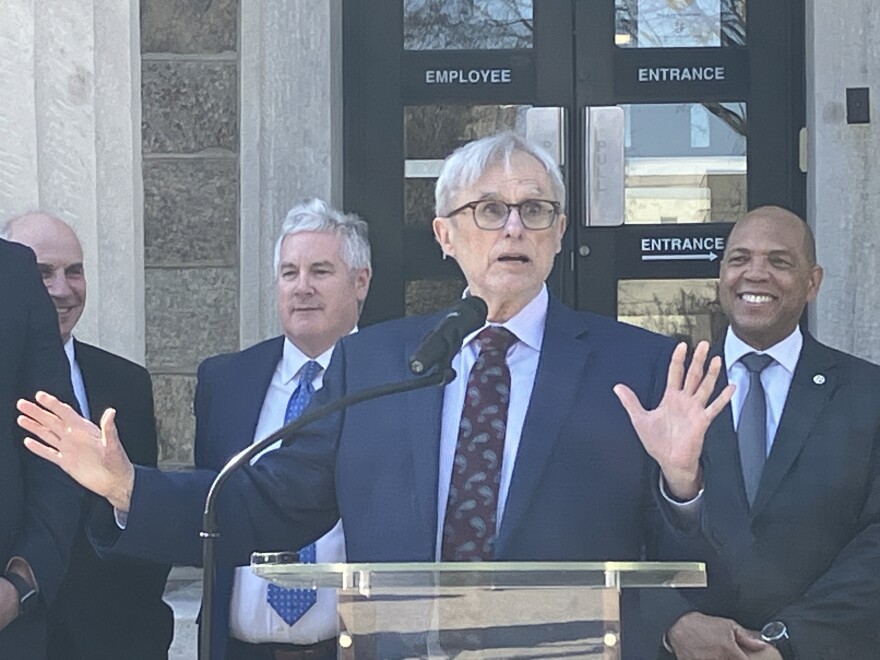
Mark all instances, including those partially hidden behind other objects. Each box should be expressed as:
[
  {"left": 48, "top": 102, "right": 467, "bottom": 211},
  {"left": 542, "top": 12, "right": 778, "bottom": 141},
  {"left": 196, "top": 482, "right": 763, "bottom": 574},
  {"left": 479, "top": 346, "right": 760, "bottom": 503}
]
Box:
[
  {"left": 4, "top": 571, "right": 38, "bottom": 617},
  {"left": 761, "top": 620, "right": 794, "bottom": 659}
]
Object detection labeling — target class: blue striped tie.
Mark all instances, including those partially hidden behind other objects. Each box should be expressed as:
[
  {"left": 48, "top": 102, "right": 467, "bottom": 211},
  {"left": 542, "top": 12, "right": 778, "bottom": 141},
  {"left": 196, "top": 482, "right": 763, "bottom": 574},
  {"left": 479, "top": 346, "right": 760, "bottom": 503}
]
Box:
[{"left": 266, "top": 360, "right": 322, "bottom": 625}]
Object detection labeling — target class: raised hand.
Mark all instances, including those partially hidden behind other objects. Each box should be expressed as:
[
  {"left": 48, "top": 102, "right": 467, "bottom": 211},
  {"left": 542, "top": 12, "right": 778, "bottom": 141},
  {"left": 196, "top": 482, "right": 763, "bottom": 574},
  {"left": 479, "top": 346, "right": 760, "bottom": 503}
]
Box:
[
  {"left": 614, "top": 341, "right": 734, "bottom": 499},
  {"left": 17, "top": 391, "right": 135, "bottom": 512}
]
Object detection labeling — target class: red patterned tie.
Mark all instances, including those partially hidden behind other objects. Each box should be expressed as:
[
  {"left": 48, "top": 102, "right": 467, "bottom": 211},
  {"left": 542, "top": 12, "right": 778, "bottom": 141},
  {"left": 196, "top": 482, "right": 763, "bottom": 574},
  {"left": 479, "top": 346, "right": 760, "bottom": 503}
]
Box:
[{"left": 441, "top": 326, "right": 517, "bottom": 561}]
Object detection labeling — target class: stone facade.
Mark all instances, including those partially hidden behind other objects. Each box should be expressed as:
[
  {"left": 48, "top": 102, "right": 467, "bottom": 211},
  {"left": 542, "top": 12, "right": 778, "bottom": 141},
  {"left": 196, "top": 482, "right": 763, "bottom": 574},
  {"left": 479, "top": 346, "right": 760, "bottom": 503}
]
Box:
[
  {"left": 141, "top": 0, "right": 240, "bottom": 467},
  {"left": 808, "top": 1, "right": 880, "bottom": 363}
]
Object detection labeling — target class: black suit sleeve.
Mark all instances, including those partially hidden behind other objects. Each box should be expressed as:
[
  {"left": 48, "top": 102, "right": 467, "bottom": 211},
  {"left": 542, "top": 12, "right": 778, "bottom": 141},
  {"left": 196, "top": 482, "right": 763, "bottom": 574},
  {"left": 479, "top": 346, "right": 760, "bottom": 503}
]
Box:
[
  {"left": 12, "top": 247, "right": 84, "bottom": 604},
  {"left": 638, "top": 342, "right": 713, "bottom": 656},
  {"left": 774, "top": 426, "right": 880, "bottom": 657}
]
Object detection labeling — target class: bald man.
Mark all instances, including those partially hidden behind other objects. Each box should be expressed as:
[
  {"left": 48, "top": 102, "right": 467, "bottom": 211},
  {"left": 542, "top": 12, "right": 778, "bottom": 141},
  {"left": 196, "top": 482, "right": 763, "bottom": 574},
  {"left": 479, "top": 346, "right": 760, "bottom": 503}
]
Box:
[
  {"left": 663, "top": 207, "right": 880, "bottom": 659},
  {"left": 3, "top": 214, "right": 173, "bottom": 660}
]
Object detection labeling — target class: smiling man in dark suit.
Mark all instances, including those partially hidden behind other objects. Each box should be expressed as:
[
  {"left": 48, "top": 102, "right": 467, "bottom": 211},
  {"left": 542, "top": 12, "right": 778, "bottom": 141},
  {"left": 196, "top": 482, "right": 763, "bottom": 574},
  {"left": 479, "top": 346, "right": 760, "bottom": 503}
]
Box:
[
  {"left": 0, "top": 237, "right": 81, "bottom": 659},
  {"left": 662, "top": 206, "right": 880, "bottom": 659},
  {"left": 3, "top": 213, "right": 172, "bottom": 660},
  {"left": 19, "top": 134, "right": 732, "bottom": 659}
]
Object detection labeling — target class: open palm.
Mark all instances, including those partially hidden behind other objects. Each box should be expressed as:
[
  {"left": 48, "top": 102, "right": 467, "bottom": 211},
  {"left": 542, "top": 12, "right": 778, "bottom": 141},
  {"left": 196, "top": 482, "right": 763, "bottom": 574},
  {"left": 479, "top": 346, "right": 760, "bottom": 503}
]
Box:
[
  {"left": 614, "top": 341, "right": 734, "bottom": 498},
  {"left": 17, "top": 391, "right": 135, "bottom": 511}
]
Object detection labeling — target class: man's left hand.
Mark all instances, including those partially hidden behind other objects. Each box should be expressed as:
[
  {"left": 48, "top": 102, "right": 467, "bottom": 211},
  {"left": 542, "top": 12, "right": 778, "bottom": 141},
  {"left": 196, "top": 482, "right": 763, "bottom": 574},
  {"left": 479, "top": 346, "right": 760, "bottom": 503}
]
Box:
[
  {"left": 614, "top": 341, "right": 735, "bottom": 500},
  {"left": 734, "top": 627, "right": 782, "bottom": 659}
]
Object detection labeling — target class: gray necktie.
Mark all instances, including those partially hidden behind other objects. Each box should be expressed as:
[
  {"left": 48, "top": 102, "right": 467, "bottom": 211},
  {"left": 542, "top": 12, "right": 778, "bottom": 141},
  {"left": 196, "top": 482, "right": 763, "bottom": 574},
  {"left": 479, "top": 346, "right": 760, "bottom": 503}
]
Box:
[{"left": 738, "top": 352, "right": 774, "bottom": 507}]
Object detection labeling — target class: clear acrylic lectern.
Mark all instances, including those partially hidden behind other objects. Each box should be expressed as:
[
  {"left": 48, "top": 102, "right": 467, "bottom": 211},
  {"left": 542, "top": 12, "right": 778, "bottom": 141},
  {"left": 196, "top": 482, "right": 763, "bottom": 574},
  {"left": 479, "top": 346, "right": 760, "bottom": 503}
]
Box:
[{"left": 251, "top": 558, "right": 704, "bottom": 659}]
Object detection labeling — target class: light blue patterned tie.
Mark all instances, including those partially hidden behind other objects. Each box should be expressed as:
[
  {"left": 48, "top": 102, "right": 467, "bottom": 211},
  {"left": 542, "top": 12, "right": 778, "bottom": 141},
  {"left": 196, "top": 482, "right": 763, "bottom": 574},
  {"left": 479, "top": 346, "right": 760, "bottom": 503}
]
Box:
[{"left": 267, "top": 360, "right": 322, "bottom": 625}]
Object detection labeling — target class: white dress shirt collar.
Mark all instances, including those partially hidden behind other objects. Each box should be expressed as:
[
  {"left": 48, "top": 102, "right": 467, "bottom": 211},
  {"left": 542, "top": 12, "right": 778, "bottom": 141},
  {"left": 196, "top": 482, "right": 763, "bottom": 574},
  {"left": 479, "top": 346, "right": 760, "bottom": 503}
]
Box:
[
  {"left": 280, "top": 327, "right": 357, "bottom": 386},
  {"left": 279, "top": 338, "right": 335, "bottom": 386},
  {"left": 724, "top": 325, "right": 803, "bottom": 375},
  {"left": 460, "top": 284, "right": 548, "bottom": 353}
]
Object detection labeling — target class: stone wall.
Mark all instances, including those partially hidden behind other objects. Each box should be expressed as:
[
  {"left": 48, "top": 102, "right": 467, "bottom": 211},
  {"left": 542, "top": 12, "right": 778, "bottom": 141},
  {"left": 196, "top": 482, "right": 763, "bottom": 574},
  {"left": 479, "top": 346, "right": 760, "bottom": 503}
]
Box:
[
  {"left": 0, "top": 1, "right": 144, "bottom": 363},
  {"left": 807, "top": 1, "right": 880, "bottom": 363},
  {"left": 141, "top": 0, "right": 240, "bottom": 466},
  {"left": 142, "top": 0, "right": 343, "bottom": 466}
]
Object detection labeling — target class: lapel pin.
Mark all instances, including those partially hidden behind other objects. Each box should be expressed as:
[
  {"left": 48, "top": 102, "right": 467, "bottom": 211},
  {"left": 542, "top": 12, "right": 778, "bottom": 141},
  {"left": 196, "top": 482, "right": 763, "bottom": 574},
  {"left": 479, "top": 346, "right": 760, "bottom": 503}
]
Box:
[{"left": 813, "top": 374, "right": 826, "bottom": 385}]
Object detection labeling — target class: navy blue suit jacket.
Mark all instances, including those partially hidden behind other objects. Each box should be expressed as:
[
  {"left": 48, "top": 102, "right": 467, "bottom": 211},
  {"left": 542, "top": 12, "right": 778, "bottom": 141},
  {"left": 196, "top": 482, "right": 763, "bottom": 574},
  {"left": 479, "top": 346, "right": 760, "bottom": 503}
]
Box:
[
  {"left": 0, "top": 239, "right": 83, "bottom": 658},
  {"left": 91, "top": 297, "right": 697, "bottom": 657},
  {"left": 664, "top": 335, "right": 880, "bottom": 658},
  {"left": 191, "top": 337, "right": 285, "bottom": 660}
]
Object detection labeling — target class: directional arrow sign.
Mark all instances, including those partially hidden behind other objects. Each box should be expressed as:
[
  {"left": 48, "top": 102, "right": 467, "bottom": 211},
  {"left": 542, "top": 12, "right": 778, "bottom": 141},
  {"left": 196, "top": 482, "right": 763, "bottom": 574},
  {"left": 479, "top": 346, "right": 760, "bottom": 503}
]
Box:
[{"left": 642, "top": 252, "right": 718, "bottom": 262}]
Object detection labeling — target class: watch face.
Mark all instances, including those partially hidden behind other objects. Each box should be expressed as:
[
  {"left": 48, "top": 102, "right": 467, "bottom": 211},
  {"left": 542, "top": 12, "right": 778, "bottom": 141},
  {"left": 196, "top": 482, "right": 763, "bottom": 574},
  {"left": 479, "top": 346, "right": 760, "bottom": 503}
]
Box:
[{"left": 762, "top": 621, "right": 787, "bottom": 641}]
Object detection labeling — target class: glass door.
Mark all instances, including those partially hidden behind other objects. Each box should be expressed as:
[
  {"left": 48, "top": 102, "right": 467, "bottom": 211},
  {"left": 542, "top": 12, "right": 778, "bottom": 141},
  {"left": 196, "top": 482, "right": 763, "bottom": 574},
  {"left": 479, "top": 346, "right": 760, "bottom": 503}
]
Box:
[{"left": 343, "top": 0, "right": 805, "bottom": 346}]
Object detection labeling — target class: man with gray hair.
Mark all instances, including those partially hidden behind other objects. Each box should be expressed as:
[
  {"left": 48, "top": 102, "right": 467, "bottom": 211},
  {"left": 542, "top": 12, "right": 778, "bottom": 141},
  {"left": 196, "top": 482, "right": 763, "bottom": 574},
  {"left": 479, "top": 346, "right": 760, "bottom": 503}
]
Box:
[{"left": 190, "top": 198, "right": 371, "bottom": 660}]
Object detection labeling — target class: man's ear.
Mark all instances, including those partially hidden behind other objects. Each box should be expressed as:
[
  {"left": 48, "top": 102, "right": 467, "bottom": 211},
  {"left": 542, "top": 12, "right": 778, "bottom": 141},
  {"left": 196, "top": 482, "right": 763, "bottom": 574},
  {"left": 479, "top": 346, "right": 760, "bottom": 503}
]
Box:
[
  {"left": 354, "top": 267, "right": 371, "bottom": 302},
  {"left": 432, "top": 216, "right": 455, "bottom": 259},
  {"left": 806, "top": 265, "right": 824, "bottom": 304},
  {"left": 554, "top": 213, "right": 567, "bottom": 254}
]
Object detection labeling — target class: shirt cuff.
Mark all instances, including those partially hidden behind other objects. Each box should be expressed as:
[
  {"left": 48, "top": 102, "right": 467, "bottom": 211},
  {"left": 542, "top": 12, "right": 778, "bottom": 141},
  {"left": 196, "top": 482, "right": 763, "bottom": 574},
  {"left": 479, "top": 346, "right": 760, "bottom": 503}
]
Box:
[
  {"left": 662, "top": 632, "right": 674, "bottom": 653},
  {"left": 4, "top": 557, "right": 37, "bottom": 594},
  {"left": 659, "top": 474, "right": 703, "bottom": 526},
  {"left": 114, "top": 508, "right": 129, "bottom": 529}
]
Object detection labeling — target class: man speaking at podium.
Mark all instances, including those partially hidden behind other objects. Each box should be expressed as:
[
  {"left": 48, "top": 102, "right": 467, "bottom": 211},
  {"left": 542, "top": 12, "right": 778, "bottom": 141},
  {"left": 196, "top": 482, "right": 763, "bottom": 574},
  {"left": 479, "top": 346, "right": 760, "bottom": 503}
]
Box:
[{"left": 19, "top": 133, "right": 731, "bottom": 658}]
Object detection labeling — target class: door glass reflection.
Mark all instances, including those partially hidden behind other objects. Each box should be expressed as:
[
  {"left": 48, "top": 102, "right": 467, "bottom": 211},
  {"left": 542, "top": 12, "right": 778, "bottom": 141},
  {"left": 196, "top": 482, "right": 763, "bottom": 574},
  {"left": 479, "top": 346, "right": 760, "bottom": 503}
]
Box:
[
  {"left": 615, "top": 0, "right": 746, "bottom": 48},
  {"left": 404, "top": 0, "right": 534, "bottom": 51},
  {"left": 623, "top": 102, "right": 747, "bottom": 224},
  {"left": 618, "top": 278, "right": 725, "bottom": 346}
]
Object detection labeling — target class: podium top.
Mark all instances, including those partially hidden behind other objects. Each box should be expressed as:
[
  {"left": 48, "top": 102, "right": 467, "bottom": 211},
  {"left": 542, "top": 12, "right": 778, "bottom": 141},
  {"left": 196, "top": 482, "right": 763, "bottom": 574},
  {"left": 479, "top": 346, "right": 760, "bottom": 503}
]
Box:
[{"left": 250, "top": 557, "right": 705, "bottom": 591}]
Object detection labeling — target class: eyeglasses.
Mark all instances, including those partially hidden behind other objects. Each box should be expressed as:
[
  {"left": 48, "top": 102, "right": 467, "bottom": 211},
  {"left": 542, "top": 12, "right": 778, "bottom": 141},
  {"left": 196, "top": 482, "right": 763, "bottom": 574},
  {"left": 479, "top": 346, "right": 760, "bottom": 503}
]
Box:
[{"left": 447, "top": 199, "right": 561, "bottom": 230}]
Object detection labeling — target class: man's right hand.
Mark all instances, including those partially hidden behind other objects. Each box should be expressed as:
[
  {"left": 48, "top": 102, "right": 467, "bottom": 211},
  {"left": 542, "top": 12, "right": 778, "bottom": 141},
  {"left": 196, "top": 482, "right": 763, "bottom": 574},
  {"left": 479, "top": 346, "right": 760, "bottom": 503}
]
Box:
[
  {"left": 668, "top": 612, "right": 771, "bottom": 660},
  {"left": 17, "top": 391, "right": 135, "bottom": 512}
]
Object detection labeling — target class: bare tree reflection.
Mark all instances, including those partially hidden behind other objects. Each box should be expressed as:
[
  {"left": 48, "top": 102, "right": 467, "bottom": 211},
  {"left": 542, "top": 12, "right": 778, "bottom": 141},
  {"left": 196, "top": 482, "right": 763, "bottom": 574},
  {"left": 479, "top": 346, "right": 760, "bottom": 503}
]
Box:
[
  {"left": 404, "top": 0, "right": 532, "bottom": 50},
  {"left": 619, "top": 280, "right": 726, "bottom": 346},
  {"left": 615, "top": 0, "right": 746, "bottom": 47}
]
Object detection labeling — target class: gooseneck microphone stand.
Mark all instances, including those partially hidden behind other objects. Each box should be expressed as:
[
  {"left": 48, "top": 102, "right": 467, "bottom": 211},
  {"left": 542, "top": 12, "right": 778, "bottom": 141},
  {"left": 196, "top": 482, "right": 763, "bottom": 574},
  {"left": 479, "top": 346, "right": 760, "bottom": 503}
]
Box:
[{"left": 198, "top": 366, "right": 456, "bottom": 660}]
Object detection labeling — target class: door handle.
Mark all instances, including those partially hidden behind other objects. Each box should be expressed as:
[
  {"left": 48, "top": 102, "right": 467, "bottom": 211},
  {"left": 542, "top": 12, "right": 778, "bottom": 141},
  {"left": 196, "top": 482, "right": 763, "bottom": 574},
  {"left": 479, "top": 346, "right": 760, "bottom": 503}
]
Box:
[{"left": 584, "top": 106, "right": 625, "bottom": 226}]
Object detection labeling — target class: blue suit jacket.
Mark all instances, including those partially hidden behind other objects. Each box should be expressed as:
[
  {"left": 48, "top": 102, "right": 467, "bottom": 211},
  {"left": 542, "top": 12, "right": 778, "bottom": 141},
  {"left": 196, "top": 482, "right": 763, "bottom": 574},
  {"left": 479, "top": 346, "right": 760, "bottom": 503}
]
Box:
[
  {"left": 191, "top": 337, "right": 285, "bottom": 660},
  {"left": 91, "top": 297, "right": 696, "bottom": 657}
]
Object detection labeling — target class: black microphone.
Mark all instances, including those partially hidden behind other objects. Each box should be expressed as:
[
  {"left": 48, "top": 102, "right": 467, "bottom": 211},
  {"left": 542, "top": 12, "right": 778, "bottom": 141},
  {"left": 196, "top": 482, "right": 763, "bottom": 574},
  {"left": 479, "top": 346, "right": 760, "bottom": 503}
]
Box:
[{"left": 409, "top": 296, "right": 488, "bottom": 374}]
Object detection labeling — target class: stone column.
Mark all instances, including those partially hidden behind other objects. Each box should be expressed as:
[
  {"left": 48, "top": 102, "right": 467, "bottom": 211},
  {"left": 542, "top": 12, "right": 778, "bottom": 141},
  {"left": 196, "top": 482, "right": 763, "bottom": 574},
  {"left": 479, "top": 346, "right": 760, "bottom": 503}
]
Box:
[
  {"left": 0, "top": 0, "right": 144, "bottom": 363},
  {"left": 140, "top": 0, "right": 240, "bottom": 466},
  {"left": 240, "top": 0, "right": 344, "bottom": 347},
  {"left": 142, "top": 0, "right": 343, "bottom": 466},
  {"left": 807, "top": 1, "right": 880, "bottom": 363}
]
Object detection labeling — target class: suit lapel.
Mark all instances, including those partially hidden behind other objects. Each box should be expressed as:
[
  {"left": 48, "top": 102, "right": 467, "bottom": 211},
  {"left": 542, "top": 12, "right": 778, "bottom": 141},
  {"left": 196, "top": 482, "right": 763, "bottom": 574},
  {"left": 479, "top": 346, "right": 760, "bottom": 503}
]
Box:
[
  {"left": 751, "top": 335, "right": 838, "bottom": 516},
  {"left": 495, "top": 298, "right": 591, "bottom": 556},
  {"left": 74, "top": 340, "right": 102, "bottom": 424},
  {"left": 227, "top": 338, "right": 285, "bottom": 455},
  {"left": 405, "top": 317, "right": 445, "bottom": 534}
]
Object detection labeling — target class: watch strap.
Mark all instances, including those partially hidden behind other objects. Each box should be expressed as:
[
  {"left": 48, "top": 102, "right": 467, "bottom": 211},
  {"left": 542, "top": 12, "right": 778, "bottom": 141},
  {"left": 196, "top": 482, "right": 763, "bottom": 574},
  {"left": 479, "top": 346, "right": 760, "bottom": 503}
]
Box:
[{"left": 4, "top": 571, "right": 38, "bottom": 616}]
